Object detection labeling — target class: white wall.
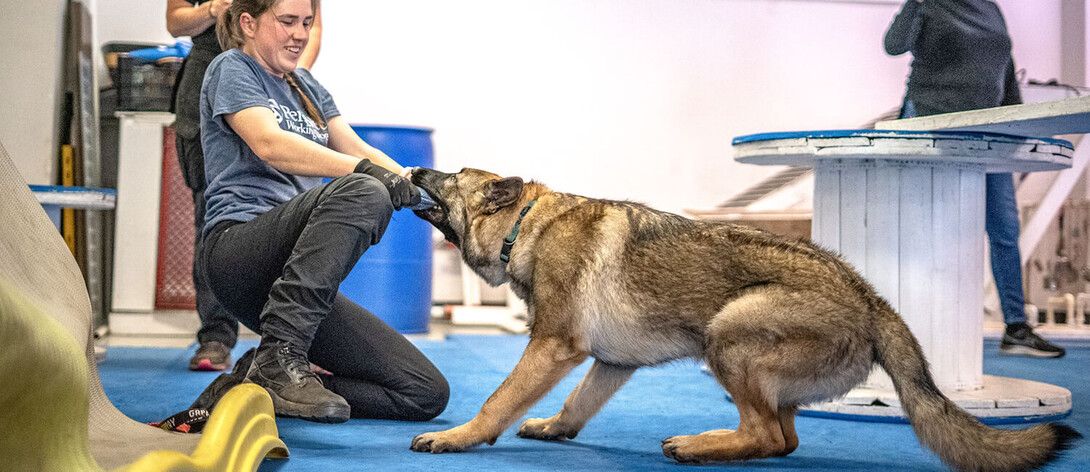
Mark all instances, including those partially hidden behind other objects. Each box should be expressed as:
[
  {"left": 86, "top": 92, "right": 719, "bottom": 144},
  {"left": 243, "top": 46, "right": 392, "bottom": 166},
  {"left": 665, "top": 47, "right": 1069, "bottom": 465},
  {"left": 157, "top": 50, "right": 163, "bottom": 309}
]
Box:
[
  {"left": 1, "top": 0, "right": 1073, "bottom": 206},
  {"left": 0, "top": 0, "right": 68, "bottom": 184},
  {"left": 314, "top": 0, "right": 1067, "bottom": 213}
]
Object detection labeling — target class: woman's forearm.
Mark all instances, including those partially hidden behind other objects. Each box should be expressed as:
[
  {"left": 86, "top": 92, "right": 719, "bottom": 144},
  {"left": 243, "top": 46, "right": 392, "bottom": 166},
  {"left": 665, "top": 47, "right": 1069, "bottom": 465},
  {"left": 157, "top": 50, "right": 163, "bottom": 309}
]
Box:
[
  {"left": 325, "top": 116, "right": 405, "bottom": 175},
  {"left": 226, "top": 107, "right": 359, "bottom": 178},
  {"left": 257, "top": 131, "right": 360, "bottom": 177}
]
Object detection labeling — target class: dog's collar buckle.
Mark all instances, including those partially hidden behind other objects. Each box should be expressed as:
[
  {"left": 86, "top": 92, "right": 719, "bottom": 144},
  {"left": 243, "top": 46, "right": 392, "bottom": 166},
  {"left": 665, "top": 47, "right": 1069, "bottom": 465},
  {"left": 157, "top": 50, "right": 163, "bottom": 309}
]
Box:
[{"left": 500, "top": 200, "right": 537, "bottom": 264}]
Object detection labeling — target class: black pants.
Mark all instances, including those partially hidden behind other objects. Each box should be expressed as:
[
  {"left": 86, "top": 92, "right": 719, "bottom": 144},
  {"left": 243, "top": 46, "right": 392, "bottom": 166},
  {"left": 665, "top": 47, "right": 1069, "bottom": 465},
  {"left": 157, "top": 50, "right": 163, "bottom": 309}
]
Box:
[
  {"left": 203, "top": 174, "right": 448, "bottom": 420},
  {"left": 176, "top": 132, "right": 238, "bottom": 347}
]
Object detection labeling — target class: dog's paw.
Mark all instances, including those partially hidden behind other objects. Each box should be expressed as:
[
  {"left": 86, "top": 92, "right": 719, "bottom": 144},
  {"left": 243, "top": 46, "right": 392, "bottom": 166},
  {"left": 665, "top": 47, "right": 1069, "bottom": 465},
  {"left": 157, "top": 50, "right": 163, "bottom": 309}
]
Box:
[
  {"left": 661, "top": 435, "right": 708, "bottom": 464},
  {"left": 516, "top": 417, "right": 578, "bottom": 441},
  {"left": 410, "top": 430, "right": 480, "bottom": 454}
]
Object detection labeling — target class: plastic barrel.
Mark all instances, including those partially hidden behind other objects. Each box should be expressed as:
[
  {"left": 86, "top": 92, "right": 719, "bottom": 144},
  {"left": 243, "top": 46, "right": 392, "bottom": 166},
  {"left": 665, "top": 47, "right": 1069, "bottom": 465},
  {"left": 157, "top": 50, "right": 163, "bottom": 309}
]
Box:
[{"left": 340, "top": 125, "right": 434, "bottom": 334}]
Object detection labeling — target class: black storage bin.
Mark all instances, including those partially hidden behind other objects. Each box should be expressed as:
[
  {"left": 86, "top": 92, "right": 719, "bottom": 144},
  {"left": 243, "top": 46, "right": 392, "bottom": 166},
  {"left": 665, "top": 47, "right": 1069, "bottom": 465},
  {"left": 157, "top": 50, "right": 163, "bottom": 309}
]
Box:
[{"left": 116, "top": 54, "right": 181, "bottom": 112}]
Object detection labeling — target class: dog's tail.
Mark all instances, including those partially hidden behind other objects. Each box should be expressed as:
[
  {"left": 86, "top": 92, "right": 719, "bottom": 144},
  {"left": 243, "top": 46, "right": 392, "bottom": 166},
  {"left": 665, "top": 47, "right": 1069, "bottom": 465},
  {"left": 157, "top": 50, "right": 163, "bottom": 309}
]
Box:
[{"left": 872, "top": 303, "right": 1080, "bottom": 472}]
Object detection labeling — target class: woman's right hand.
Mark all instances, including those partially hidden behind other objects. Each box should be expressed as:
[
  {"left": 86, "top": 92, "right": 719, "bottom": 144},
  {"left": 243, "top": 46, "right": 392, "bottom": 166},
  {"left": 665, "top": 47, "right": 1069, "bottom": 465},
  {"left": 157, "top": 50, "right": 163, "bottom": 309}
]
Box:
[{"left": 354, "top": 159, "right": 422, "bottom": 210}]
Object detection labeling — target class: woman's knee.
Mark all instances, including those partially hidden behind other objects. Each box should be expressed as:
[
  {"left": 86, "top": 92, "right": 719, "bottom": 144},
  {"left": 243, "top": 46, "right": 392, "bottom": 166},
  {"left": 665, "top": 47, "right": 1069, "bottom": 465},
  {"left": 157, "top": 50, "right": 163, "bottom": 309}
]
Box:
[
  {"left": 328, "top": 173, "right": 394, "bottom": 214},
  {"left": 404, "top": 370, "right": 450, "bottom": 421},
  {"left": 323, "top": 173, "right": 395, "bottom": 240}
]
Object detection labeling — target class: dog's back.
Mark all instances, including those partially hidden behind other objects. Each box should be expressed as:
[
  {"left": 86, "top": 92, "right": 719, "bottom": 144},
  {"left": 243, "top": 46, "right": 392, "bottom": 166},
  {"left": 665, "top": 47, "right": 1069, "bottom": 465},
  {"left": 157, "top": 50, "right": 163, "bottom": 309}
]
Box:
[{"left": 520, "top": 196, "right": 874, "bottom": 361}]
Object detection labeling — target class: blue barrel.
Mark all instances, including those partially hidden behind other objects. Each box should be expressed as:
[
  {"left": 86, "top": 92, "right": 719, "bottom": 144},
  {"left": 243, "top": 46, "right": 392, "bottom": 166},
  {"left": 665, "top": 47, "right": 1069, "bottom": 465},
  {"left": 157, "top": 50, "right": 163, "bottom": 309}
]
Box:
[{"left": 340, "top": 125, "right": 434, "bottom": 334}]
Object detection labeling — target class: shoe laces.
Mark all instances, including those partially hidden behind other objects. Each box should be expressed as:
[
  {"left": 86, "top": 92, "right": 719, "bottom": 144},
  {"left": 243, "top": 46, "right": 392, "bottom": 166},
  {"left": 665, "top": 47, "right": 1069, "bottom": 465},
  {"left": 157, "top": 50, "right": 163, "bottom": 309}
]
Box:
[{"left": 278, "top": 344, "right": 318, "bottom": 381}]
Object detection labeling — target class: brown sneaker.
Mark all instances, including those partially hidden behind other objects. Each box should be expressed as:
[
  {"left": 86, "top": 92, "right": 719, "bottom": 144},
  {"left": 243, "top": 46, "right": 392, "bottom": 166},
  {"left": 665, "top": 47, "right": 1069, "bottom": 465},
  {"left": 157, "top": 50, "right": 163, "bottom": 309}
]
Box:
[
  {"left": 245, "top": 341, "right": 350, "bottom": 423},
  {"left": 189, "top": 341, "right": 232, "bottom": 371}
]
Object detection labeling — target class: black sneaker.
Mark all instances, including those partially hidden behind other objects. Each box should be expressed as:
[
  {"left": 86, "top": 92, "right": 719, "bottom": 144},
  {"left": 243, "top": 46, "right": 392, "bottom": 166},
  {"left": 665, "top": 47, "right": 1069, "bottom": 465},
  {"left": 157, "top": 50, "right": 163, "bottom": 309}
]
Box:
[
  {"left": 189, "top": 341, "right": 232, "bottom": 371},
  {"left": 245, "top": 342, "right": 350, "bottom": 423},
  {"left": 1000, "top": 324, "right": 1066, "bottom": 358}
]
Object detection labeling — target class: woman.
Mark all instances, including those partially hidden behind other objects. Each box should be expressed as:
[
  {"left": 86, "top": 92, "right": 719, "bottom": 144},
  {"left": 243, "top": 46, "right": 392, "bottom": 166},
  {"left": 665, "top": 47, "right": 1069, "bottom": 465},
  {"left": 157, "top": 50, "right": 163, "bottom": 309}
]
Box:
[
  {"left": 885, "top": 0, "right": 1064, "bottom": 358},
  {"left": 168, "top": 0, "right": 322, "bottom": 373},
  {"left": 199, "top": 0, "right": 448, "bottom": 422}
]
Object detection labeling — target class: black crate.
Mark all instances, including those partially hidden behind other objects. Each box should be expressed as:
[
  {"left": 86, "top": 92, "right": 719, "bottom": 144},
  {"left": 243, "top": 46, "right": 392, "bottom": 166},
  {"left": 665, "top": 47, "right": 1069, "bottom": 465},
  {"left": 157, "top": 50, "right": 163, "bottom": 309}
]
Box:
[{"left": 116, "top": 54, "right": 181, "bottom": 112}]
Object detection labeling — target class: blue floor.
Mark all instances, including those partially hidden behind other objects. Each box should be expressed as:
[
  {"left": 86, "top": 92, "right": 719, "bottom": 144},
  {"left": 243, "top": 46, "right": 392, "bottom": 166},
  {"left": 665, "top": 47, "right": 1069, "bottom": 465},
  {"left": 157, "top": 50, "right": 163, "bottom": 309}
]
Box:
[{"left": 99, "top": 335, "right": 1090, "bottom": 471}]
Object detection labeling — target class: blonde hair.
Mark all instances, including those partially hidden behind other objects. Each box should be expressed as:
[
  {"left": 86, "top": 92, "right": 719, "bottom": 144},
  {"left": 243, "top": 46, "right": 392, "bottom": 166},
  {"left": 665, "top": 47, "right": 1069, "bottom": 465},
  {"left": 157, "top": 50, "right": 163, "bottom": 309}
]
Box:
[{"left": 215, "top": 0, "right": 325, "bottom": 128}]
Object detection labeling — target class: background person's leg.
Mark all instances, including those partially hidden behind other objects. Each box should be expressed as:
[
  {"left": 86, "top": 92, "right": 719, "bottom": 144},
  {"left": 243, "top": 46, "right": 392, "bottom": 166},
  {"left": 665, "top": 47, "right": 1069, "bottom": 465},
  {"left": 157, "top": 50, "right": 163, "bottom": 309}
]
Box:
[
  {"left": 310, "top": 293, "right": 449, "bottom": 421},
  {"left": 986, "top": 173, "right": 1066, "bottom": 358},
  {"left": 985, "top": 173, "right": 1027, "bottom": 326},
  {"left": 177, "top": 134, "right": 238, "bottom": 371}
]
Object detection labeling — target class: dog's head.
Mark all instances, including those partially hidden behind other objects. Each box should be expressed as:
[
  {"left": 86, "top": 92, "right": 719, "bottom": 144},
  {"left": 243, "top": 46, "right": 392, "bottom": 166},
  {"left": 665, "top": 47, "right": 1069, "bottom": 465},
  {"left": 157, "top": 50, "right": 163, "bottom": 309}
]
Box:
[{"left": 411, "top": 168, "right": 528, "bottom": 282}]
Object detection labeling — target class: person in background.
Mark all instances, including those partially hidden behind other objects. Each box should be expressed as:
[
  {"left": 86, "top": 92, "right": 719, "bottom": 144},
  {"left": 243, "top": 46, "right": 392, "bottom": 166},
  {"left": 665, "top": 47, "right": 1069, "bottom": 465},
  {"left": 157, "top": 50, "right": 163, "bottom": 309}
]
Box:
[
  {"left": 885, "top": 0, "right": 1065, "bottom": 358},
  {"left": 196, "top": 0, "right": 448, "bottom": 422},
  {"left": 166, "top": 0, "right": 321, "bottom": 371}
]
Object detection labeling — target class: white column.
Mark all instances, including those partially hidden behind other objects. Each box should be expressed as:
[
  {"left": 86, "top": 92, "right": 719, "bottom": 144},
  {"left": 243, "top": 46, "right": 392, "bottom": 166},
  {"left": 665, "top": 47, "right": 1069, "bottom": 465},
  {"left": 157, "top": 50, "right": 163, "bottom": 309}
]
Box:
[
  {"left": 812, "top": 159, "right": 985, "bottom": 392},
  {"left": 111, "top": 112, "right": 173, "bottom": 312}
]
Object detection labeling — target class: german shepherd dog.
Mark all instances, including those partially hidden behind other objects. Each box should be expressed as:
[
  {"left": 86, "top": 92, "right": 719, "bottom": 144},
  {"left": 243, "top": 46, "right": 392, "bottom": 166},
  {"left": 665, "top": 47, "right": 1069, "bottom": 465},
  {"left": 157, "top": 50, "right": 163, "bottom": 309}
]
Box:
[{"left": 407, "top": 167, "right": 1080, "bottom": 471}]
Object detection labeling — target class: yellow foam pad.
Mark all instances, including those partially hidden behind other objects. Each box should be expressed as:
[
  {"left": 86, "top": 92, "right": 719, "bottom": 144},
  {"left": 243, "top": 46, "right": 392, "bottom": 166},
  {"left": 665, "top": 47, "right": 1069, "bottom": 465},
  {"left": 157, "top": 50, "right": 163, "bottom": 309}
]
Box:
[
  {"left": 0, "top": 279, "right": 101, "bottom": 471},
  {"left": 119, "top": 383, "right": 288, "bottom": 472}
]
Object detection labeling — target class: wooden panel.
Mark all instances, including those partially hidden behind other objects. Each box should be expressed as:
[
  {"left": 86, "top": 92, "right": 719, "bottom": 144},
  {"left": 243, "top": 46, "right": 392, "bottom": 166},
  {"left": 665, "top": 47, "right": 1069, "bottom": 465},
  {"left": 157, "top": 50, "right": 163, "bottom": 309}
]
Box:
[
  {"left": 898, "top": 166, "right": 934, "bottom": 365},
  {"left": 958, "top": 169, "right": 986, "bottom": 389},
  {"left": 865, "top": 165, "right": 901, "bottom": 310},
  {"left": 812, "top": 165, "right": 840, "bottom": 251},
  {"left": 875, "top": 94, "right": 1090, "bottom": 137},
  {"left": 930, "top": 167, "right": 961, "bottom": 390},
  {"left": 838, "top": 167, "right": 867, "bottom": 274}
]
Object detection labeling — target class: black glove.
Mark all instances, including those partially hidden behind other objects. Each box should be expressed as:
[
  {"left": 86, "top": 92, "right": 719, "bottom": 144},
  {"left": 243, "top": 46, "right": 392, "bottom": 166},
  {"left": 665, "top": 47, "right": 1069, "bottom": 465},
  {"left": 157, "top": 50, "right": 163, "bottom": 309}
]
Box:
[{"left": 353, "top": 159, "right": 422, "bottom": 210}]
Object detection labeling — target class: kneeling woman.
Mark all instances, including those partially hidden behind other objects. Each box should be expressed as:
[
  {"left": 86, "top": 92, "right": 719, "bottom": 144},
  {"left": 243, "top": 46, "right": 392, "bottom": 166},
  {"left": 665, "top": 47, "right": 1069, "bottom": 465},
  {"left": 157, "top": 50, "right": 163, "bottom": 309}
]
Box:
[{"left": 200, "top": 0, "right": 447, "bottom": 422}]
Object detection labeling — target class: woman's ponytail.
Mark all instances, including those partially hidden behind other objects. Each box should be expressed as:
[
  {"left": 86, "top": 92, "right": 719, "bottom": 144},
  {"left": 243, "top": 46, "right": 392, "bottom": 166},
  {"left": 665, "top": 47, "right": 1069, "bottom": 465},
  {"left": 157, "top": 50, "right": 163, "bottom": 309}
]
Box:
[{"left": 215, "top": 6, "right": 244, "bottom": 50}]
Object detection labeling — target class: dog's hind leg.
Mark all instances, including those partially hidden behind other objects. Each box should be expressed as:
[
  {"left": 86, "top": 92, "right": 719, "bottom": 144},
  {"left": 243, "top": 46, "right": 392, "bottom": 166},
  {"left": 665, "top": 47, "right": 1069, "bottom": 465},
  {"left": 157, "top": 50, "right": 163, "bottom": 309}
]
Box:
[
  {"left": 691, "top": 405, "right": 795, "bottom": 455},
  {"left": 663, "top": 333, "right": 789, "bottom": 461},
  {"left": 662, "top": 383, "right": 787, "bottom": 463},
  {"left": 517, "top": 360, "right": 635, "bottom": 441},
  {"left": 664, "top": 286, "right": 868, "bottom": 463},
  {"left": 776, "top": 406, "right": 799, "bottom": 456}
]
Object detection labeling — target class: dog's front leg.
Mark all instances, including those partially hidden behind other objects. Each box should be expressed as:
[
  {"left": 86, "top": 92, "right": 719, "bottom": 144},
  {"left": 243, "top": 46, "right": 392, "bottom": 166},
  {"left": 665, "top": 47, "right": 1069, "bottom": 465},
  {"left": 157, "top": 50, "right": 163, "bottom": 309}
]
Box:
[
  {"left": 410, "top": 336, "right": 588, "bottom": 453},
  {"left": 517, "top": 360, "right": 635, "bottom": 441}
]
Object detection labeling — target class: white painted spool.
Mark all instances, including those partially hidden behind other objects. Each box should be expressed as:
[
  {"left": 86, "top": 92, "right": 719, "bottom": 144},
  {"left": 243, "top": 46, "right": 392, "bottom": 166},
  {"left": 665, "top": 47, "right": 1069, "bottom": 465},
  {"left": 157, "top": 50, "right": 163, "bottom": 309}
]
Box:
[{"left": 734, "top": 130, "right": 1073, "bottom": 420}]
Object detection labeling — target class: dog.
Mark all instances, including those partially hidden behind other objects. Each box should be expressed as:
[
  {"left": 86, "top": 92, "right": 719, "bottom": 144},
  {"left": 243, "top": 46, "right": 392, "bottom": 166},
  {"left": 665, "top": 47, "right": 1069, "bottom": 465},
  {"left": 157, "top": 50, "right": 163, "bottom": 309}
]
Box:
[{"left": 407, "top": 167, "right": 1080, "bottom": 470}]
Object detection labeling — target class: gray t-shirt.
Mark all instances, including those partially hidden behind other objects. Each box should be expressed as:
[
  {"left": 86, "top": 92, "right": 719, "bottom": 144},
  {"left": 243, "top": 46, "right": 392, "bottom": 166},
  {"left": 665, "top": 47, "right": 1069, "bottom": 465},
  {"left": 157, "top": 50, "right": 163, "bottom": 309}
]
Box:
[{"left": 200, "top": 48, "right": 340, "bottom": 234}]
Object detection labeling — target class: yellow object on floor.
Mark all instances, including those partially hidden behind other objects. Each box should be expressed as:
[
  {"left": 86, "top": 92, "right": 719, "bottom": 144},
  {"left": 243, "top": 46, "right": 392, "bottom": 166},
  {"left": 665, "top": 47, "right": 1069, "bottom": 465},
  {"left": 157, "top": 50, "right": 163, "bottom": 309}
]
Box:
[
  {"left": 0, "top": 279, "right": 99, "bottom": 471},
  {"left": 120, "top": 384, "right": 288, "bottom": 472},
  {"left": 0, "top": 139, "right": 287, "bottom": 471}
]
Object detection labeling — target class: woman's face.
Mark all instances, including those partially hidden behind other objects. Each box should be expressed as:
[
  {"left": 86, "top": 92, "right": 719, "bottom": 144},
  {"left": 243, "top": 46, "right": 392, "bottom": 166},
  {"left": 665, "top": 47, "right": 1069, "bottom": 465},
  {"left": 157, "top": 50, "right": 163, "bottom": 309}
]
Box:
[{"left": 240, "top": 0, "right": 313, "bottom": 76}]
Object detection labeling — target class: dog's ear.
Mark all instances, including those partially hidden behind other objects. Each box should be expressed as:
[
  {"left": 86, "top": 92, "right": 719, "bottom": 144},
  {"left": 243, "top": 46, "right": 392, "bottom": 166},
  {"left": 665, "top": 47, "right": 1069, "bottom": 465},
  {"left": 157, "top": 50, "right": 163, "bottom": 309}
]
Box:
[{"left": 484, "top": 177, "right": 524, "bottom": 214}]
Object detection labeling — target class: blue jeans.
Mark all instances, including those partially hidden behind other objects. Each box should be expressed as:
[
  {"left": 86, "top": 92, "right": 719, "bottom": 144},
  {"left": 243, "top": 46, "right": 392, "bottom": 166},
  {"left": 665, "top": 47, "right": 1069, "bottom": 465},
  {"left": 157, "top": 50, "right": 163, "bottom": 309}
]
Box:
[
  {"left": 985, "top": 173, "right": 1027, "bottom": 324},
  {"left": 901, "top": 99, "right": 1026, "bottom": 324}
]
